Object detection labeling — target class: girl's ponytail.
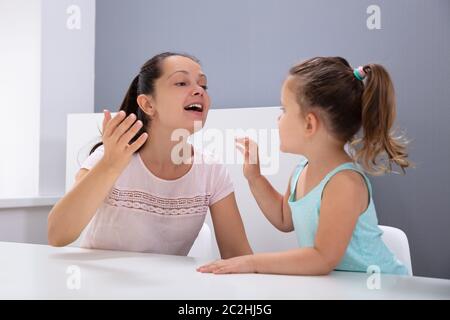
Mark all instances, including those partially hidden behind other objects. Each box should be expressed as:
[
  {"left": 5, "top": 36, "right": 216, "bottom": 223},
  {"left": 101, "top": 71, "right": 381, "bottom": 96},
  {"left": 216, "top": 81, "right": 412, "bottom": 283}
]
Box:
[{"left": 352, "top": 64, "right": 411, "bottom": 174}]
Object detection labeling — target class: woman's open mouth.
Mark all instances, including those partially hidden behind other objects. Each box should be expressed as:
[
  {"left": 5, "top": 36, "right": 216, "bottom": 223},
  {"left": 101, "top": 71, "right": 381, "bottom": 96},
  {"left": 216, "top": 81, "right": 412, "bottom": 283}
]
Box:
[{"left": 183, "top": 103, "right": 204, "bottom": 113}]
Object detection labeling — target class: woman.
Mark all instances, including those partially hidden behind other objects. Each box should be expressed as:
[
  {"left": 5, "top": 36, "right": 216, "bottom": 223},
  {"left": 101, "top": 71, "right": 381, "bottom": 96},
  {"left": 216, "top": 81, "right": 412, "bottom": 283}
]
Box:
[{"left": 48, "top": 52, "right": 253, "bottom": 258}]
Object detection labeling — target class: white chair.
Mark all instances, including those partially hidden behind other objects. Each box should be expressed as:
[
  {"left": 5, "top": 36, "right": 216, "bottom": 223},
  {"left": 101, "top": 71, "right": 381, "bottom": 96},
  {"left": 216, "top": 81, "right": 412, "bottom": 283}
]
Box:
[
  {"left": 379, "top": 225, "right": 413, "bottom": 275},
  {"left": 68, "top": 108, "right": 300, "bottom": 256},
  {"left": 188, "top": 223, "right": 214, "bottom": 261}
]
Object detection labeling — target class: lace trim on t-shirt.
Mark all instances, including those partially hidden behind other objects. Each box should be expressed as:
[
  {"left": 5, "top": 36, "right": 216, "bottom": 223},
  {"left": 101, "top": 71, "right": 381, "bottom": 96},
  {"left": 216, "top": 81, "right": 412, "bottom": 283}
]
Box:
[{"left": 105, "top": 187, "right": 211, "bottom": 216}]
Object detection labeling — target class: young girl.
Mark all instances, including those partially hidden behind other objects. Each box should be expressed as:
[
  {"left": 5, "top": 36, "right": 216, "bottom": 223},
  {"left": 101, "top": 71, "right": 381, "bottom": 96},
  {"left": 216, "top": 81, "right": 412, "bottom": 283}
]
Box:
[
  {"left": 198, "top": 57, "right": 410, "bottom": 275},
  {"left": 48, "top": 52, "right": 252, "bottom": 258}
]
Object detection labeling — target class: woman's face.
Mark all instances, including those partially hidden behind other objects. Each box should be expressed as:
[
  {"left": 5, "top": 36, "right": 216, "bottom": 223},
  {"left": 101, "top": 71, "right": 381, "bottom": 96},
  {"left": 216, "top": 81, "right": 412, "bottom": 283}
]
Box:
[{"left": 149, "top": 55, "right": 210, "bottom": 133}]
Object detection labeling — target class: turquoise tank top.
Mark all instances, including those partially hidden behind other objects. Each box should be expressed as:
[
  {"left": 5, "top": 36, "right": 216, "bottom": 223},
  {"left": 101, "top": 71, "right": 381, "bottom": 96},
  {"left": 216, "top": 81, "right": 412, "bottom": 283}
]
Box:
[{"left": 288, "top": 158, "right": 408, "bottom": 275}]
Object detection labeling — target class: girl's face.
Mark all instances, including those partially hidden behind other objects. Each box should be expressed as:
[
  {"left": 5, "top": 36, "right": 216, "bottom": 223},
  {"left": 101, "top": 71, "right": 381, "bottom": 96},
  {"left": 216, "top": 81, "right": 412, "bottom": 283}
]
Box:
[
  {"left": 278, "top": 77, "right": 308, "bottom": 154},
  {"left": 148, "top": 55, "right": 211, "bottom": 133}
]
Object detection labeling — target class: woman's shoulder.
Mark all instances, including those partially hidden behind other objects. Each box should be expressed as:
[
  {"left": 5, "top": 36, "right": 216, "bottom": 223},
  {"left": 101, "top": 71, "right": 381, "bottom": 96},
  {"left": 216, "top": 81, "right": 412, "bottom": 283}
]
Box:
[{"left": 80, "top": 144, "right": 104, "bottom": 171}]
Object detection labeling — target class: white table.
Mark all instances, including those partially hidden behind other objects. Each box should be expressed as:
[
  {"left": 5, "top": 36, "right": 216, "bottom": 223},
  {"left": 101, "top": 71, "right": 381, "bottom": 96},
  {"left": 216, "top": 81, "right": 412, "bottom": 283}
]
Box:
[{"left": 0, "top": 242, "right": 449, "bottom": 300}]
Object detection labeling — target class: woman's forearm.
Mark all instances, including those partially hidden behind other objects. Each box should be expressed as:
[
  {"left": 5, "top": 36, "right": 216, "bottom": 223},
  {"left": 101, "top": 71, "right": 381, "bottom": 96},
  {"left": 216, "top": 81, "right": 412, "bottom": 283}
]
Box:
[{"left": 47, "top": 159, "right": 121, "bottom": 246}]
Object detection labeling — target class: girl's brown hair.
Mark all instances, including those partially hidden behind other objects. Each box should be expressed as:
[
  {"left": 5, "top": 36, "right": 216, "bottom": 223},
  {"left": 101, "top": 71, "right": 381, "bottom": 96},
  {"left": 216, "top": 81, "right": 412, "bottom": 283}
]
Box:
[{"left": 289, "top": 57, "right": 410, "bottom": 175}]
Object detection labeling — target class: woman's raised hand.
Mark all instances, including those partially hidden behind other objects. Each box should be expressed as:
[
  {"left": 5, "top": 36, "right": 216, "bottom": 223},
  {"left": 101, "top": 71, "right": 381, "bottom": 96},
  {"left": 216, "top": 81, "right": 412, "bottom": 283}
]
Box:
[{"left": 100, "top": 110, "right": 148, "bottom": 173}]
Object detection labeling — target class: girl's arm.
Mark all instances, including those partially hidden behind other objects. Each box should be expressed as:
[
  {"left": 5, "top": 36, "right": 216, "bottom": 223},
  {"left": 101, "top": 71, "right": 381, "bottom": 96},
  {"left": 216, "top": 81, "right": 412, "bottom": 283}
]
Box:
[
  {"left": 198, "top": 170, "right": 368, "bottom": 275},
  {"left": 209, "top": 192, "right": 253, "bottom": 259},
  {"left": 47, "top": 111, "right": 148, "bottom": 246},
  {"left": 248, "top": 175, "right": 294, "bottom": 232},
  {"left": 235, "top": 137, "right": 293, "bottom": 232}
]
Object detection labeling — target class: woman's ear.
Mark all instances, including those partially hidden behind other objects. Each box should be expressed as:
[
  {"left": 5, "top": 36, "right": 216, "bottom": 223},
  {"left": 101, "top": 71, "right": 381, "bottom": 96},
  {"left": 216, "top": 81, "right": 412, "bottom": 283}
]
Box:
[{"left": 137, "top": 94, "right": 156, "bottom": 118}]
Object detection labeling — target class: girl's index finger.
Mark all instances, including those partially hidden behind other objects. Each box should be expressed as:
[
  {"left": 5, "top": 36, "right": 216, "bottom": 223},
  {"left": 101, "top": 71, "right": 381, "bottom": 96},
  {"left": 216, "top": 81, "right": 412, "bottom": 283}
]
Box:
[
  {"left": 235, "top": 137, "right": 249, "bottom": 146},
  {"left": 244, "top": 138, "right": 250, "bottom": 150},
  {"left": 235, "top": 139, "right": 247, "bottom": 151}
]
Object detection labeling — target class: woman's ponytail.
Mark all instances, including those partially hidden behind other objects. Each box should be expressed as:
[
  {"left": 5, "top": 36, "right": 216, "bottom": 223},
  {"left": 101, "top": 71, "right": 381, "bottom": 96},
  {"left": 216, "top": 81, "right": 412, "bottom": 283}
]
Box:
[{"left": 119, "top": 74, "right": 148, "bottom": 145}]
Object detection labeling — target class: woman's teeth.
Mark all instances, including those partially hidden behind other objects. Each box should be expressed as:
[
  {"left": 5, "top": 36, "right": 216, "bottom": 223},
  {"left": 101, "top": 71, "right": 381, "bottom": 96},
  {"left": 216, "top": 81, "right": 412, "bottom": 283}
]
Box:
[{"left": 184, "top": 104, "right": 203, "bottom": 112}]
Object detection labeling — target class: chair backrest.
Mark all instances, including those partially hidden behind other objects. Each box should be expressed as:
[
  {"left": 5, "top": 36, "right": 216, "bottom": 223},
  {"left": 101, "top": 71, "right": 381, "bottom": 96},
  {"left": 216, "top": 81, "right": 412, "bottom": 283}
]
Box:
[
  {"left": 188, "top": 223, "right": 213, "bottom": 260},
  {"left": 67, "top": 109, "right": 300, "bottom": 255},
  {"left": 379, "top": 225, "right": 413, "bottom": 275}
]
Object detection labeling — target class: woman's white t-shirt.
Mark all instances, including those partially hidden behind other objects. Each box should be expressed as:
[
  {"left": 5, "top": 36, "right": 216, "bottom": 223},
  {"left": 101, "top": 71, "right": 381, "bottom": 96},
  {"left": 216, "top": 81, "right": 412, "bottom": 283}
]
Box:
[{"left": 79, "top": 146, "right": 233, "bottom": 255}]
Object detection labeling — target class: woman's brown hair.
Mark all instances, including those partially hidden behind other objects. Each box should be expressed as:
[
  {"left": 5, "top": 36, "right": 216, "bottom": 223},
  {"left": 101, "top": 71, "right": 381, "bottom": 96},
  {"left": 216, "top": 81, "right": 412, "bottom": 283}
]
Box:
[{"left": 289, "top": 57, "right": 410, "bottom": 175}]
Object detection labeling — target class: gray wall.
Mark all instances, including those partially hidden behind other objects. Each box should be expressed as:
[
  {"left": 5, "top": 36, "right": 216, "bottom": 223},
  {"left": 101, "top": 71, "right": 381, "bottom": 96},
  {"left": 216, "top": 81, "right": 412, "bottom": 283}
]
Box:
[
  {"left": 94, "top": 0, "right": 450, "bottom": 279},
  {"left": 39, "top": 0, "right": 95, "bottom": 195}
]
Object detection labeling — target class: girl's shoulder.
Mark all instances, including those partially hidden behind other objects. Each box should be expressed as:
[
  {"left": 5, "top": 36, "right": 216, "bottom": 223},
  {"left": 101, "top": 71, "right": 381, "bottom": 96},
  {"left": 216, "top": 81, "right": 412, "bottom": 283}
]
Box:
[
  {"left": 321, "top": 163, "right": 371, "bottom": 213},
  {"left": 325, "top": 169, "right": 368, "bottom": 195},
  {"left": 323, "top": 162, "right": 372, "bottom": 197}
]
